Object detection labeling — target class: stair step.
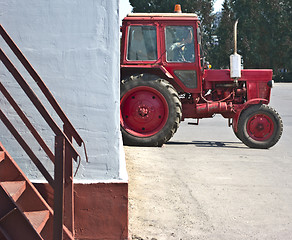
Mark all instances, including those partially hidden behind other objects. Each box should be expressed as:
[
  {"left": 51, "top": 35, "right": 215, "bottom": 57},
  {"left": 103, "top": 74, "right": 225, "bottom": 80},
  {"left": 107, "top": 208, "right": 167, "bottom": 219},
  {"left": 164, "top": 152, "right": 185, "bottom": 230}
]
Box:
[
  {"left": 24, "top": 210, "right": 50, "bottom": 234},
  {"left": 0, "top": 181, "right": 26, "bottom": 202},
  {"left": 0, "top": 207, "right": 43, "bottom": 240},
  {"left": 0, "top": 151, "right": 4, "bottom": 162}
]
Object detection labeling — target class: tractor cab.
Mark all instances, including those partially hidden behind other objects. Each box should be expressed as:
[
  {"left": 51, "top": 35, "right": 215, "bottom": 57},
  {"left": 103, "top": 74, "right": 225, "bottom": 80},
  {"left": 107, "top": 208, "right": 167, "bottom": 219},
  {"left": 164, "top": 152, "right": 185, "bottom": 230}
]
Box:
[{"left": 120, "top": 12, "right": 203, "bottom": 94}]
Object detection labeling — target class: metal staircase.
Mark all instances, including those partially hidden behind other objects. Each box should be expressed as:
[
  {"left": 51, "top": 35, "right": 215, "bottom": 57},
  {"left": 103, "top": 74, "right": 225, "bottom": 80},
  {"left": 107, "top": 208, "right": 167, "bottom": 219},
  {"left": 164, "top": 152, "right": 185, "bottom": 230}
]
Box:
[
  {"left": 0, "top": 143, "right": 73, "bottom": 239},
  {"left": 0, "top": 24, "right": 87, "bottom": 239}
]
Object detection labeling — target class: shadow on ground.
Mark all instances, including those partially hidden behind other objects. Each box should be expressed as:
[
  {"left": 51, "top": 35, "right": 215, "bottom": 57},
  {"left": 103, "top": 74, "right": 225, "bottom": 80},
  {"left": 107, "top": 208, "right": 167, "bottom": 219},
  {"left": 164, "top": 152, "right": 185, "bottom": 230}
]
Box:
[{"left": 166, "top": 140, "right": 246, "bottom": 149}]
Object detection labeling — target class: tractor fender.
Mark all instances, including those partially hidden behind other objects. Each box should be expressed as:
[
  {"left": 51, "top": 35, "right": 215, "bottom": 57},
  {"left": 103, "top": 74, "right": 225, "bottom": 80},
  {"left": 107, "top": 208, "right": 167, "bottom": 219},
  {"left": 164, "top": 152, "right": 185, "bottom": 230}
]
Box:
[{"left": 233, "top": 98, "right": 269, "bottom": 132}]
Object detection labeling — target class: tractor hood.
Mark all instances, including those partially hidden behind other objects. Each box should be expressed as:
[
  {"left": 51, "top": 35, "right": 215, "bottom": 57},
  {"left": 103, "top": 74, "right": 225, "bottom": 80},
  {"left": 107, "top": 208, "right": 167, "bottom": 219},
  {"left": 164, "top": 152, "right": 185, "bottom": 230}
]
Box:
[
  {"left": 204, "top": 69, "right": 273, "bottom": 83},
  {"left": 204, "top": 69, "right": 273, "bottom": 103}
]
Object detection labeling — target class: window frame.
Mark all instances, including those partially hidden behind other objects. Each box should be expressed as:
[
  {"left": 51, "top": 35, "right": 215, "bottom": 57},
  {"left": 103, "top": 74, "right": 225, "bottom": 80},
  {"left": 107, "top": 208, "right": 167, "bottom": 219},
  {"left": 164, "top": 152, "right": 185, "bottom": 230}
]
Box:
[
  {"left": 164, "top": 25, "right": 196, "bottom": 63},
  {"left": 126, "top": 24, "right": 159, "bottom": 62}
]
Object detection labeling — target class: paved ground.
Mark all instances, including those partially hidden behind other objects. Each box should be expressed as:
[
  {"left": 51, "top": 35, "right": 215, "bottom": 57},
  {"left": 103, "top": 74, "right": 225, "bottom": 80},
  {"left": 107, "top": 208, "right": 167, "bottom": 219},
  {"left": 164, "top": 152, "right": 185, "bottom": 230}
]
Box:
[{"left": 125, "top": 83, "right": 292, "bottom": 240}]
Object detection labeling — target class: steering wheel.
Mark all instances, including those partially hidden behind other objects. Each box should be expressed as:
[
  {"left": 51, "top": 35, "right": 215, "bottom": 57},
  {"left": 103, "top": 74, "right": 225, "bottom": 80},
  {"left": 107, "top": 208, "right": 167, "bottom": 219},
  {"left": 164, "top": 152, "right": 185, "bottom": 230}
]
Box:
[
  {"left": 169, "top": 43, "right": 186, "bottom": 62},
  {"left": 169, "top": 42, "right": 185, "bottom": 51}
]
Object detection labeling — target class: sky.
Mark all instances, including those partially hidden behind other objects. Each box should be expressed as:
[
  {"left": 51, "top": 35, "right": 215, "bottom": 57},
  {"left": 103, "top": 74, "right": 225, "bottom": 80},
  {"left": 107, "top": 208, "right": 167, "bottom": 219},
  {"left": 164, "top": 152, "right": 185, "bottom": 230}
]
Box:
[{"left": 119, "top": 0, "right": 225, "bottom": 23}]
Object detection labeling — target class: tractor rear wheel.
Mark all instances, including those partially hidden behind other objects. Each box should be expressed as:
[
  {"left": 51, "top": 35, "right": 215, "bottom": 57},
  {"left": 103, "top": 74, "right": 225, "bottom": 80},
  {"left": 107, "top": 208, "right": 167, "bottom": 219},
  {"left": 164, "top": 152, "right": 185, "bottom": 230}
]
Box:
[
  {"left": 232, "top": 123, "right": 242, "bottom": 141},
  {"left": 237, "top": 104, "right": 283, "bottom": 149},
  {"left": 120, "top": 75, "right": 182, "bottom": 146}
]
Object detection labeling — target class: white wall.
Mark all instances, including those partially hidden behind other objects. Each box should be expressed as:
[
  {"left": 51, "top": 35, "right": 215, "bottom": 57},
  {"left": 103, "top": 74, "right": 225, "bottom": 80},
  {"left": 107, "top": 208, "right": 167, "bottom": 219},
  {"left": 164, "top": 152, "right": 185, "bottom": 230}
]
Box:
[{"left": 0, "top": 0, "right": 125, "bottom": 182}]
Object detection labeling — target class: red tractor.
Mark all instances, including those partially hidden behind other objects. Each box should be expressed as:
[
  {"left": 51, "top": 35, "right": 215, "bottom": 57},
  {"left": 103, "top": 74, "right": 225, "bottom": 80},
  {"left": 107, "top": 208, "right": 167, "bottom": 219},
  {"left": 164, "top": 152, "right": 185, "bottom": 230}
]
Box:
[{"left": 120, "top": 6, "right": 283, "bottom": 148}]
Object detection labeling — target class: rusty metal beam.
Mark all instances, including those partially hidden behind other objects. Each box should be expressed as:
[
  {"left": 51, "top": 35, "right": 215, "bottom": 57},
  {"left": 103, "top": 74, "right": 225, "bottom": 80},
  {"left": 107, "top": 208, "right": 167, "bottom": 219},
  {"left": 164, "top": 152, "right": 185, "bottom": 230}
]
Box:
[
  {"left": 0, "top": 225, "right": 11, "bottom": 240},
  {"left": 63, "top": 125, "right": 74, "bottom": 234},
  {"left": 0, "top": 82, "right": 55, "bottom": 163},
  {"left": 0, "top": 24, "right": 83, "bottom": 147},
  {"left": 0, "top": 48, "right": 79, "bottom": 161},
  {"left": 0, "top": 110, "right": 54, "bottom": 187},
  {"left": 53, "top": 135, "right": 65, "bottom": 240}
]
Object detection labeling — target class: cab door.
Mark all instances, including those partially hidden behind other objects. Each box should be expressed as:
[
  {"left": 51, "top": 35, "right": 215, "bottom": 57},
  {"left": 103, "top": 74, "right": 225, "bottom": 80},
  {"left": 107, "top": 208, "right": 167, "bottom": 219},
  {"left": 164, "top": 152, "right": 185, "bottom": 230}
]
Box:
[{"left": 161, "top": 23, "right": 201, "bottom": 93}]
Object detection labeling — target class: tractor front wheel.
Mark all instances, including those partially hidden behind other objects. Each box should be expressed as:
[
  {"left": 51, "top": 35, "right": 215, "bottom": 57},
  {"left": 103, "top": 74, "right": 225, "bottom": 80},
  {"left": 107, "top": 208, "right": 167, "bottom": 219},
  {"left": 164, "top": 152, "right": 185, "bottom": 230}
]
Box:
[
  {"left": 237, "top": 104, "right": 283, "bottom": 149},
  {"left": 120, "top": 76, "right": 181, "bottom": 146}
]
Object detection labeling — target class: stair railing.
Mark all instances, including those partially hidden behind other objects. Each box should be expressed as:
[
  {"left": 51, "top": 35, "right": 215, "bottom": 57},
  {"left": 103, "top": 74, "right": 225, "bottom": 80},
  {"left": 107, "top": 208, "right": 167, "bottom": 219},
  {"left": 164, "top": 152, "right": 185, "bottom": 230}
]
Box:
[{"left": 0, "top": 24, "right": 87, "bottom": 240}]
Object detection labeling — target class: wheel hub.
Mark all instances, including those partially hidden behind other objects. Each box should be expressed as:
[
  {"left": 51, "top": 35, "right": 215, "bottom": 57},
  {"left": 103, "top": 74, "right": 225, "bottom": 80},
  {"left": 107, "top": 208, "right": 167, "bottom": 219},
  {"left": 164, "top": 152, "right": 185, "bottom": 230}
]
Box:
[
  {"left": 247, "top": 114, "right": 274, "bottom": 141},
  {"left": 138, "top": 106, "right": 149, "bottom": 117},
  {"left": 256, "top": 123, "right": 264, "bottom": 131}
]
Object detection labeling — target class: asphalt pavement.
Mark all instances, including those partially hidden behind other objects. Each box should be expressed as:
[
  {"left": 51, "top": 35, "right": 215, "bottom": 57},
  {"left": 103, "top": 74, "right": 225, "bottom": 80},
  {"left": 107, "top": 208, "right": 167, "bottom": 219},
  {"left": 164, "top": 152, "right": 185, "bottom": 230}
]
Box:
[{"left": 125, "top": 83, "right": 292, "bottom": 240}]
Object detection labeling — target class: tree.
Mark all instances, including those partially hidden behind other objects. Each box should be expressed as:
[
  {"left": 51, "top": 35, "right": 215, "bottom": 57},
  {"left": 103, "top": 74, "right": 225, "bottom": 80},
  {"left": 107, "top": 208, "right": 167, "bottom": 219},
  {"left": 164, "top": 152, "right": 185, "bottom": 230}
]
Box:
[
  {"left": 210, "top": 0, "right": 291, "bottom": 79},
  {"left": 209, "top": 0, "right": 235, "bottom": 68},
  {"left": 231, "top": 0, "right": 291, "bottom": 72}
]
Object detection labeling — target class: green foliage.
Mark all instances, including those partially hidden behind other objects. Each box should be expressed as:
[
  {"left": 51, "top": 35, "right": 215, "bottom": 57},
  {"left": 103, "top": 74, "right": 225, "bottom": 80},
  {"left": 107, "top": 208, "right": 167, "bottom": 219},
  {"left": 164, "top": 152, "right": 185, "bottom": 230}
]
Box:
[
  {"left": 211, "top": 0, "right": 291, "bottom": 80},
  {"left": 209, "top": 0, "right": 235, "bottom": 68}
]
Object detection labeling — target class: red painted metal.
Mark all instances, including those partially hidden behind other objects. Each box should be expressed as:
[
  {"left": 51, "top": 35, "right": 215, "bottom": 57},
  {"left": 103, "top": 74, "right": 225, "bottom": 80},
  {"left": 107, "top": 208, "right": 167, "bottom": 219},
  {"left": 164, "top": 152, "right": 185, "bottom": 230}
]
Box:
[
  {"left": 34, "top": 182, "right": 129, "bottom": 240},
  {"left": 0, "top": 144, "right": 48, "bottom": 239},
  {"left": 24, "top": 210, "right": 50, "bottom": 233},
  {"left": 195, "top": 102, "right": 232, "bottom": 115},
  {"left": 232, "top": 98, "right": 269, "bottom": 133},
  {"left": 204, "top": 69, "right": 273, "bottom": 82},
  {"left": 0, "top": 143, "right": 75, "bottom": 239},
  {"left": 54, "top": 135, "right": 65, "bottom": 240},
  {"left": 246, "top": 113, "right": 274, "bottom": 141},
  {"left": 0, "top": 151, "right": 4, "bottom": 163},
  {"left": 0, "top": 187, "right": 44, "bottom": 240},
  {"left": 203, "top": 69, "right": 272, "bottom": 103},
  {"left": 1, "top": 181, "right": 26, "bottom": 201},
  {"left": 121, "top": 86, "right": 169, "bottom": 137},
  {"left": 64, "top": 125, "right": 74, "bottom": 234}
]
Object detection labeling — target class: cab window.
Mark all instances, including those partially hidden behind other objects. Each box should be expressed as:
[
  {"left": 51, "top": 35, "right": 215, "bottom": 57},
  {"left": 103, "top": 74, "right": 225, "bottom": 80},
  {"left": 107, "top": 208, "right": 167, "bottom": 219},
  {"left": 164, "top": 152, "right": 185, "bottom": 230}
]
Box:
[
  {"left": 127, "top": 26, "right": 157, "bottom": 61},
  {"left": 165, "top": 26, "right": 195, "bottom": 62}
]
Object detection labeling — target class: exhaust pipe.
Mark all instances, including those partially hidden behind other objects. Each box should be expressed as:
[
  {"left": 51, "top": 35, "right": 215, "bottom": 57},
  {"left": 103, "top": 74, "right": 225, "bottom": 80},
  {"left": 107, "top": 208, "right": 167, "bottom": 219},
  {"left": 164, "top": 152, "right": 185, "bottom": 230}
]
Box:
[
  {"left": 230, "top": 19, "right": 242, "bottom": 80},
  {"left": 234, "top": 19, "right": 238, "bottom": 54}
]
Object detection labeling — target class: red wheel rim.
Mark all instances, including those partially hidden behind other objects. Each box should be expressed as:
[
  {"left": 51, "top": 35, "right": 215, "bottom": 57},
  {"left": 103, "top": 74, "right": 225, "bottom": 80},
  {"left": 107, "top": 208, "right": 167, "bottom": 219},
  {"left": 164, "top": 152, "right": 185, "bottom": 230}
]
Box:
[
  {"left": 120, "top": 86, "right": 169, "bottom": 137},
  {"left": 246, "top": 113, "right": 274, "bottom": 141}
]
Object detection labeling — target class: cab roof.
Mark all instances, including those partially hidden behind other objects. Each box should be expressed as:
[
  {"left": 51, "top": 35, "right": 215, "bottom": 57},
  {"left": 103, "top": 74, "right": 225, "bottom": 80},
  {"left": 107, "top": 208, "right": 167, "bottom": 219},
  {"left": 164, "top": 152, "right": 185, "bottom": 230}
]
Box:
[{"left": 124, "top": 13, "right": 199, "bottom": 21}]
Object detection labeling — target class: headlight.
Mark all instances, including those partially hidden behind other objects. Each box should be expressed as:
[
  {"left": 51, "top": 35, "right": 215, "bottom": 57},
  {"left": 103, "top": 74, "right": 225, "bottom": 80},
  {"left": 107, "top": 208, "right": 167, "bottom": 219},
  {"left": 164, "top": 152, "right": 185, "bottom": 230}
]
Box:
[{"left": 267, "top": 80, "right": 274, "bottom": 88}]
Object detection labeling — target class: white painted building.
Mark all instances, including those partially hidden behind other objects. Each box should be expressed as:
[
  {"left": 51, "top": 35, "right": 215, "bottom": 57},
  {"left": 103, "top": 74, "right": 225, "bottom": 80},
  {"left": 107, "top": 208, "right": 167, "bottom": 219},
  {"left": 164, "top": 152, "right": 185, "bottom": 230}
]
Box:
[
  {"left": 0, "top": 0, "right": 128, "bottom": 239},
  {"left": 0, "top": 0, "right": 126, "bottom": 181}
]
